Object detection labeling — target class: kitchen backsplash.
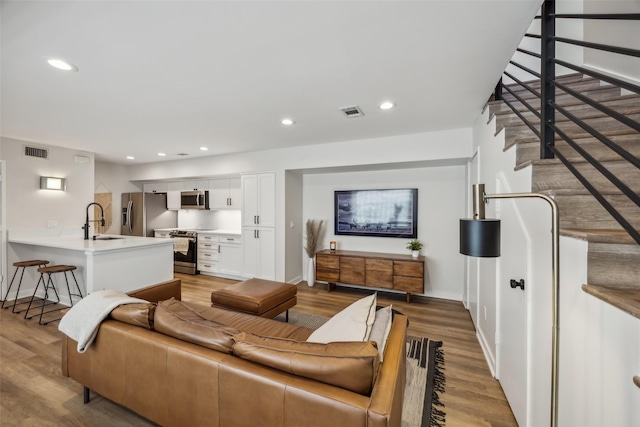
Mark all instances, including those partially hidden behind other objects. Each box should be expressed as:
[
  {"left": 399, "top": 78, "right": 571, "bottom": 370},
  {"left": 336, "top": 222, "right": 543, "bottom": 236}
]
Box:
[{"left": 177, "top": 209, "right": 241, "bottom": 231}]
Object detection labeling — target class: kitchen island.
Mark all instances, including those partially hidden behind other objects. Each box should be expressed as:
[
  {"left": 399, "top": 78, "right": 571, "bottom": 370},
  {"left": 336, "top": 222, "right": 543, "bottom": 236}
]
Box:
[{"left": 8, "top": 231, "right": 174, "bottom": 304}]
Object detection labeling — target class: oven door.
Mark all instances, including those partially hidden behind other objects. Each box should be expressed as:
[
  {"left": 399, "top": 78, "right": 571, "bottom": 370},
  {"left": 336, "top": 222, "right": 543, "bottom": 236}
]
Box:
[{"left": 172, "top": 236, "right": 198, "bottom": 274}]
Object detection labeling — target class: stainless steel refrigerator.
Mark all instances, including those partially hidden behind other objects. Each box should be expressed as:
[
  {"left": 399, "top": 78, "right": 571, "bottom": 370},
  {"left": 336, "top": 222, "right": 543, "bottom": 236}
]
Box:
[{"left": 121, "top": 192, "right": 177, "bottom": 237}]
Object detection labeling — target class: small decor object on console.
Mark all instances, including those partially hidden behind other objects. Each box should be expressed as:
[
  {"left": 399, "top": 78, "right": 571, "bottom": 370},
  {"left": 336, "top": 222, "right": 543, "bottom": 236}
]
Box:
[
  {"left": 406, "top": 239, "right": 423, "bottom": 258},
  {"left": 305, "top": 219, "right": 324, "bottom": 287},
  {"left": 330, "top": 241, "right": 337, "bottom": 251}
]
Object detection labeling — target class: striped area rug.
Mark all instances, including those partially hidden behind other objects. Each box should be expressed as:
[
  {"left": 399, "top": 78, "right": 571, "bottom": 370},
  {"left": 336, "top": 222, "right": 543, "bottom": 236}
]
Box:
[
  {"left": 404, "top": 336, "right": 446, "bottom": 427},
  {"left": 275, "top": 310, "right": 446, "bottom": 427}
]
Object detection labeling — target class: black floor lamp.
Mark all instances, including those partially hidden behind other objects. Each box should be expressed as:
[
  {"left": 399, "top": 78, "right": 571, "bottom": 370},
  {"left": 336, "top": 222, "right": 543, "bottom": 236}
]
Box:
[{"left": 460, "top": 183, "right": 560, "bottom": 427}]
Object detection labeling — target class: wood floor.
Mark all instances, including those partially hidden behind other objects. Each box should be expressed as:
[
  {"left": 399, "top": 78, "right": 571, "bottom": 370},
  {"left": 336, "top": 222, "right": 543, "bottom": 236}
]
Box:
[{"left": 0, "top": 274, "right": 516, "bottom": 426}]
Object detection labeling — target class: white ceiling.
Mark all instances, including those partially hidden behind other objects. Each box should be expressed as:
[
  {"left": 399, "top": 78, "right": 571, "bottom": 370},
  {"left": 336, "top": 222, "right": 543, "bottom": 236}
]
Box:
[{"left": 1, "top": 1, "right": 541, "bottom": 165}]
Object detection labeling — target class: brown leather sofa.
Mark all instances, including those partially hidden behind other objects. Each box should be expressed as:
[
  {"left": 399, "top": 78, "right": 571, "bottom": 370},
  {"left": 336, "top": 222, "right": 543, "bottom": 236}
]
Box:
[{"left": 61, "top": 279, "right": 408, "bottom": 427}]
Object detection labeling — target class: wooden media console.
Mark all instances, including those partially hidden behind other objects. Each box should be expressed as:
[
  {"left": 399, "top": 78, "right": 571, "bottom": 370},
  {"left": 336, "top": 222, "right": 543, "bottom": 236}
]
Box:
[{"left": 315, "top": 249, "right": 425, "bottom": 302}]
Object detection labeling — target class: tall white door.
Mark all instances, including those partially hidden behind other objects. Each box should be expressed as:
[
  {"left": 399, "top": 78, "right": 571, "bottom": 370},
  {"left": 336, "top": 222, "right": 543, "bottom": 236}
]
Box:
[{"left": 496, "top": 198, "right": 529, "bottom": 426}]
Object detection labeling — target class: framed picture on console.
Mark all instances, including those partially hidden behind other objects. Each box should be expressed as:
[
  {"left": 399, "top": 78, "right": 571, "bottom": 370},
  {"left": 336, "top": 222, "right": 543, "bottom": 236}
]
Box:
[{"left": 334, "top": 188, "right": 418, "bottom": 238}]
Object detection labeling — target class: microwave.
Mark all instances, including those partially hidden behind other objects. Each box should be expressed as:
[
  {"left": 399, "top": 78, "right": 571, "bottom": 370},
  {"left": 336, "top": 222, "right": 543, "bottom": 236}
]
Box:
[{"left": 180, "top": 190, "right": 209, "bottom": 210}]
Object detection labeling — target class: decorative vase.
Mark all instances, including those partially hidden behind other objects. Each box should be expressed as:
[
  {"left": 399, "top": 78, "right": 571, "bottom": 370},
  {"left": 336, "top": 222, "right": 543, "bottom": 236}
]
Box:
[
  {"left": 411, "top": 250, "right": 419, "bottom": 258},
  {"left": 307, "top": 257, "right": 316, "bottom": 287}
]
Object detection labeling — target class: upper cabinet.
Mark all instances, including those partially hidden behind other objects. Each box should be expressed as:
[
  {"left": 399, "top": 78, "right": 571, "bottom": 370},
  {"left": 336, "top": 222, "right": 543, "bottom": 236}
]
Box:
[
  {"left": 242, "top": 173, "right": 275, "bottom": 227},
  {"left": 143, "top": 183, "right": 168, "bottom": 193},
  {"left": 209, "top": 177, "right": 242, "bottom": 210},
  {"left": 182, "top": 180, "right": 210, "bottom": 191}
]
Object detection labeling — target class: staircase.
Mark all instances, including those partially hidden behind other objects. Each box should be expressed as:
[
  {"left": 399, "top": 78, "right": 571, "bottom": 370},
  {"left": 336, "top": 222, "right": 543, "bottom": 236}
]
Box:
[{"left": 487, "top": 73, "right": 640, "bottom": 319}]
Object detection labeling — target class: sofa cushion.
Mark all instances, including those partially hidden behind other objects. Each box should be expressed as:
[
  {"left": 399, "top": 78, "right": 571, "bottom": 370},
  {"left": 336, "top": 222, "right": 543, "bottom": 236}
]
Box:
[
  {"left": 369, "top": 305, "right": 393, "bottom": 362},
  {"left": 154, "top": 298, "right": 240, "bottom": 354},
  {"left": 306, "top": 293, "right": 377, "bottom": 343},
  {"left": 110, "top": 302, "right": 156, "bottom": 329},
  {"left": 232, "top": 332, "right": 380, "bottom": 395}
]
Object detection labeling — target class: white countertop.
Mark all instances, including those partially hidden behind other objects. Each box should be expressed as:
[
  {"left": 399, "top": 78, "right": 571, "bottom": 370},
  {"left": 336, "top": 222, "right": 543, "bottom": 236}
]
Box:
[
  {"left": 194, "top": 229, "right": 241, "bottom": 235},
  {"left": 9, "top": 234, "right": 174, "bottom": 253},
  {"left": 153, "top": 228, "right": 241, "bottom": 235}
]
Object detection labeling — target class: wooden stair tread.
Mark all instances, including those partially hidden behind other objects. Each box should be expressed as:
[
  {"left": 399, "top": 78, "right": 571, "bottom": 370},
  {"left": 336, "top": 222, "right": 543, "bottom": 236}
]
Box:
[
  {"left": 493, "top": 87, "right": 629, "bottom": 118},
  {"left": 560, "top": 228, "right": 637, "bottom": 244},
  {"left": 582, "top": 284, "right": 640, "bottom": 319}
]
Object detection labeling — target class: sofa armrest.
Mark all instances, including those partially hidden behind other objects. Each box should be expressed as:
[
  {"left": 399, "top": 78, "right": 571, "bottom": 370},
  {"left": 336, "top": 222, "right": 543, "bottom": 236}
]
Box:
[
  {"left": 127, "top": 279, "right": 182, "bottom": 302},
  {"left": 367, "top": 314, "right": 408, "bottom": 427}
]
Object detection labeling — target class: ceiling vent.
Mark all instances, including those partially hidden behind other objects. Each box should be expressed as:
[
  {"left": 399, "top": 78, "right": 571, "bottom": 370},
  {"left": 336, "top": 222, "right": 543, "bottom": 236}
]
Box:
[
  {"left": 24, "top": 146, "right": 48, "bottom": 159},
  {"left": 177, "top": 153, "right": 189, "bottom": 156},
  {"left": 339, "top": 105, "right": 365, "bottom": 118}
]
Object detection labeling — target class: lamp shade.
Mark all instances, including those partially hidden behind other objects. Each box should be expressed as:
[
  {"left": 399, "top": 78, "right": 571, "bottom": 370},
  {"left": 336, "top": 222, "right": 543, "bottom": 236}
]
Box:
[{"left": 459, "top": 218, "right": 501, "bottom": 257}]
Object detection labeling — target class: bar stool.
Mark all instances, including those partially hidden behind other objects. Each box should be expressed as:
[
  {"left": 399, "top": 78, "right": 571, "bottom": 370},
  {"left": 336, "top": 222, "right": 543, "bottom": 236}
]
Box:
[
  {"left": 1, "top": 260, "right": 50, "bottom": 313},
  {"left": 24, "top": 265, "right": 83, "bottom": 325}
]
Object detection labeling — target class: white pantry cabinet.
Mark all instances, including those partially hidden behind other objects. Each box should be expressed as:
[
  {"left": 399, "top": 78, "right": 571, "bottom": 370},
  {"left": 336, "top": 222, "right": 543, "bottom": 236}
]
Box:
[
  {"left": 242, "top": 226, "right": 275, "bottom": 281},
  {"left": 241, "top": 173, "right": 275, "bottom": 227}
]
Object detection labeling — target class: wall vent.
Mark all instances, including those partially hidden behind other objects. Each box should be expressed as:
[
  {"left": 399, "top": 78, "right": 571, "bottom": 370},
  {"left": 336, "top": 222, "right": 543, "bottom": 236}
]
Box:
[
  {"left": 339, "top": 105, "right": 365, "bottom": 118},
  {"left": 24, "top": 146, "right": 48, "bottom": 159}
]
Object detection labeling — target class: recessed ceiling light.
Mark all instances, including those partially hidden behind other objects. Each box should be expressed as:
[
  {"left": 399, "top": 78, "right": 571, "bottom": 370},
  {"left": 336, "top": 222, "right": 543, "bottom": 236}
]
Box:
[
  {"left": 47, "top": 58, "right": 78, "bottom": 72},
  {"left": 126, "top": 156, "right": 135, "bottom": 160},
  {"left": 157, "top": 152, "right": 166, "bottom": 157},
  {"left": 379, "top": 101, "right": 395, "bottom": 110},
  {"left": 281, "top": 118, "right": 295, "bottom": 125},
  {"left": 200, "top": 147, "right": 208, "bottom": 151}
]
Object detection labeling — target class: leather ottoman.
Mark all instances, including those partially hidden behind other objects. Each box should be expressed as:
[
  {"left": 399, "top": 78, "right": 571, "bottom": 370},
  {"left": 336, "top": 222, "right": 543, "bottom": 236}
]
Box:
[{"left": 210, "top": 278, "right": 297, "bottom": 320}]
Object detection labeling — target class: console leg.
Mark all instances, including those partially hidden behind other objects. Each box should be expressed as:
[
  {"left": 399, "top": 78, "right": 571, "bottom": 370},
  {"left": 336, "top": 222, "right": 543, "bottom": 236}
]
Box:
[
  {"left": 285, "top": 310, "right": 289, "bottom": 322},
  {"left": 327, "top": 283, "right": 336, "bottom": 292},
  {"left": 83, "top": 386, "right": 90, "bottom": 404},
  {"left": 406, "top": 293, "right": 411, "bottom": 303}
]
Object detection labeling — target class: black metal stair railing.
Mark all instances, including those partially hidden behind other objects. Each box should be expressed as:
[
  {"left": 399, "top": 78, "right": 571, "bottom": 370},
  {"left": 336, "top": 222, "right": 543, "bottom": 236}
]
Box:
[{"left": 495, "top": 0, "right": 640, "bottom": 245}]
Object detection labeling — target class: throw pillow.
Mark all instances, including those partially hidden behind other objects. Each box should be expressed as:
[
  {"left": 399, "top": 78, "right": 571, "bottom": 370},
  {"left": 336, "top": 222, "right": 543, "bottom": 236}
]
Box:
[
  {"left": 232, "top": 332, "right": 380, "bottom": 395},
  {"left": 369, "top": 305, "right": 393, "bottom": 362},
  {"left": 307, "top": 293, "right": 377, "bottom": 343}
]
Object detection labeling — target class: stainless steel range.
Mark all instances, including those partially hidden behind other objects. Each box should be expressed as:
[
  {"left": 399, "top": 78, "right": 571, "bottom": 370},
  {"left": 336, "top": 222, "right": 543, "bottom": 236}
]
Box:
[{"left": 170, "top": 230, "right": 198, "bottom": 275}]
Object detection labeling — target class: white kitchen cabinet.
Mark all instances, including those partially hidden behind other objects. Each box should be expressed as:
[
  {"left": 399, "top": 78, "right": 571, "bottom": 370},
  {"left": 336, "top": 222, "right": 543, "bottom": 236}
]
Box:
[
  {"left": 242, "top": 173, "right": 275, "bottom": 227},
  {"left": 167, "top": 182, "right": 184, "bottom": 192},
  {"left": 209, "top": 178, "right": 242, "bottom": 210},
  {"left": 218, "top": 234, "right": 243, "bottom": 277},
  {"left": 242, "top": 226, "right": 275, "bottom": 280},
  {"left": 183, "top": 180, "right": 209, "bottom": 191},
  {"left": 166, "top": 191, "right": 181, "bottom": 210},
  {"left": 144, "top": 183, "right": 168, "bottom": 193},
  {"left": 197, "top": 233, "right": 219, "bottom": 275}
]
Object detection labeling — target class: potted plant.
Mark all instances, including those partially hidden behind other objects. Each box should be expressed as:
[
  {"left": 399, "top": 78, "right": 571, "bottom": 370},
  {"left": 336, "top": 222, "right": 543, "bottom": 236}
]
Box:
[
  {"left": 406, "top": 239, "right": 423, "bottom": 258},
  {"left": 305, "top": 219, "right": 324, "bottom": 287}
]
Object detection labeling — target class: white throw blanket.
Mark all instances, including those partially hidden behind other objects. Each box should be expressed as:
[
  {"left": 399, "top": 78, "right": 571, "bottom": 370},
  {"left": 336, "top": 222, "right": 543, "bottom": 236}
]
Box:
[{"left": 58, "top": 289, "right": 146, "bottom": 353}]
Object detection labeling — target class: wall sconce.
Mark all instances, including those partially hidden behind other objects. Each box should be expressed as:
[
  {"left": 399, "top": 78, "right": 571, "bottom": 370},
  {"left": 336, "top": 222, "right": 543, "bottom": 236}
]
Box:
[
  {"left": 40, "top": 176, "right": 67, "bottom": 191},
  {"left": 460, "top": 183, "right": 560, "bottom": 427}
]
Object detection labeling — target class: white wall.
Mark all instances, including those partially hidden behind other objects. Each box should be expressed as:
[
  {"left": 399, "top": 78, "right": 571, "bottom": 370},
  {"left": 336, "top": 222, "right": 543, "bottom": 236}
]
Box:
[
  {"left": 583, "top": 0, "right": 640, "bottom": 85},
  {"left": 285, "top": 170, "right": 304, "bottom": 284},
  {"left": 177, "top": 209, "right": 241, "bottom": 231},
  {"left": 303, "top": 165, "right": 466, "bottom": 300},
  {"left": 504, "top": 1, "right": 584, "bottom": 85},
  {"left": 1, "top": 137, "right": 95, "bottom": 232}
]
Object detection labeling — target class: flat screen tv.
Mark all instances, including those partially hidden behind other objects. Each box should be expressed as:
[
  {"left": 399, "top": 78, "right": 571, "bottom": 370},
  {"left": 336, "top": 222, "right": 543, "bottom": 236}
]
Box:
[{"left": 334, "top": 189, "right": 418, "bottom": 238}]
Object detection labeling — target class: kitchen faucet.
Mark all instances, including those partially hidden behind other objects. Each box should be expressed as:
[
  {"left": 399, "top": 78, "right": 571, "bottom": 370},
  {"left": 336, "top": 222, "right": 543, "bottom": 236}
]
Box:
[{"left": 83, "top": 202, "right": 106, "bottom": 240}]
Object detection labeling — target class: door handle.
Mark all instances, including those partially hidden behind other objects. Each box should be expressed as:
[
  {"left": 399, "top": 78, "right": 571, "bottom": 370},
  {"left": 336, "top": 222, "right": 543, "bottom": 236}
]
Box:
[{"left": 510, "top": 279, "right": 525, "bottom": 290}]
